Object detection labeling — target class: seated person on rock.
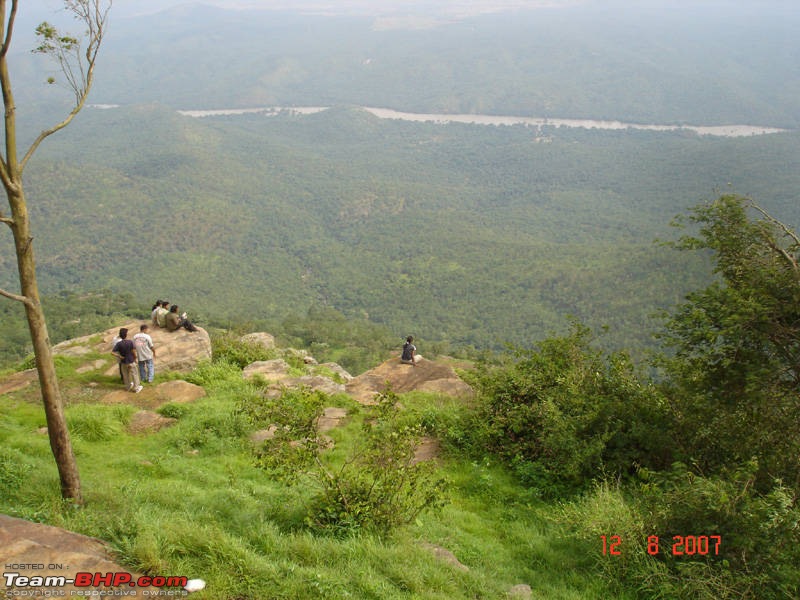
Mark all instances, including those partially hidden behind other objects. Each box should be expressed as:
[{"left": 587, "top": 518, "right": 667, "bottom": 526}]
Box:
[
  {"left": 165, "top": 304, "right": 198, "bottom": 332},
  {"left": 154, "top": 300, "right": 169, "bottom": 328},
  {"left": 401, "top": 335, "right": 421, "bottom": 366}
]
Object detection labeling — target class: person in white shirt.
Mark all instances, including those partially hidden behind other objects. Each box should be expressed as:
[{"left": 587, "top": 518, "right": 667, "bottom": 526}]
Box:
[{"left": 133, "top": 324, "right": 156, "bottom": 383}]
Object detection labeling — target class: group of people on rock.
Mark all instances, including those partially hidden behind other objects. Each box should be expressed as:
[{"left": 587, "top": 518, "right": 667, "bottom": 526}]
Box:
[
  {"left": 110, "top": 300, "right": 199, "bottom": 393},
  {"left": 150, "top": 299, "right": 198, "bottom": 332}
]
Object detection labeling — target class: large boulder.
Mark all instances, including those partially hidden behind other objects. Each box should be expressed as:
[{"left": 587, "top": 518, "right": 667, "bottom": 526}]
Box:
[
  {"left": 240, "top": 332, "right": 276, "bottom": 350},
  {"left": 54, "top": 321, "right": 211, "bottom": 374},
  {"left": 242, "top": 359, "right": 292, "bottom": 381},
  {"left": 346, "top": 357, "right": 473, "bottom": 404},
  {"left": 0, "top": 514, "right": 142, "bottom": 592}
]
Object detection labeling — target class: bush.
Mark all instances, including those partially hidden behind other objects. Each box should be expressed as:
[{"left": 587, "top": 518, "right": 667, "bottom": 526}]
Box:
[
  {"left": 250, "top": 388, "right": 448, "bottom": 535},
  {"left": 212, "top": 332, "right": 276, "bottom": 369},
  {"left": 66, "top": 404, "right": 133, "bottom": 442},
  {"left": 474, "top": 323, "right": 671, "bottom": 496},
  {"left": 635, "top": 461, "right": 800, "bottom": 598}
]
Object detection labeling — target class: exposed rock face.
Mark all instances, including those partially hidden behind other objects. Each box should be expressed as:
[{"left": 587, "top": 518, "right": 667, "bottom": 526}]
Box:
[
  {"left": 420, "top": 543, "right": 469, "bottom": 572},
  {"left": 242, "top": 359, "right": 292, "bottom": 381},
  {"left": 0, "top": 368, "right": 36, "bottom": 395},
  {"left": 127, "top": 410, "right": 176, "bottom": 434},
  {"left": 346, "top": 357, "right": 474, "bottom": 404},
  {"left": 100, "top": 380, "right": 206, "bottom": 409},
  {"left": 54, "top": 321, "right": 211, "bottom": 374},
  {"left": 0, "top": 514, "right": 141, "bottom": 592},
  {"left": 509, "top": 584, "right": 533, "bottom": 599},
  {"left": 240, "top": 332, "right": 276, "bottom": 350},
  {"left": 320, "top": 362, "right": 354, "bottom": 382}
]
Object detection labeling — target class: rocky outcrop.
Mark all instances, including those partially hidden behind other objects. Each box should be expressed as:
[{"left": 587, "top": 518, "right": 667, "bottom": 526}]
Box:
[
  {"left": 242, "top": 359, "right": 293, "bottom": 382},
  {"left": 0, "top": 514, "right": 142, "bottom": 592},
  {"left": 54, "top": 321, "right": 211, "bottom": 375},
  {"left": 346, "top": 357, "right": 474, "bottom": 404},
  {"left": 240, "top": 332, "right": 276, "bottom": 350}
]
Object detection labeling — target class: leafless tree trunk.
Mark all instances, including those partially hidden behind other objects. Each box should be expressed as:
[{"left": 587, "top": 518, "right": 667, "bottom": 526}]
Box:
[{"left": 0, "top": 0, "right": 112, "bottom": 503}]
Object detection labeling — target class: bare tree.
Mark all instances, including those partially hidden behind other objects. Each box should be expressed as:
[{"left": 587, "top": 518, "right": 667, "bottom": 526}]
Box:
[{"left": 0, "top": 0, "right": 111, "bottom": 503}]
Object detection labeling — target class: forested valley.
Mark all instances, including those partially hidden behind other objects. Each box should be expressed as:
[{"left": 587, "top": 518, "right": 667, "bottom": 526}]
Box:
[
  {"left": 2, "top": 105, "right": 800, "bottom": 369},
  {"left": 2, "top": 1, "right": 800, "bottom": 598}
]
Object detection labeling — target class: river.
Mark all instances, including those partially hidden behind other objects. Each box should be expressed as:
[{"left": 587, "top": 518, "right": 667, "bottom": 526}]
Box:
[{"left": 91, "top": 104, "right": 789, "bottom": 138}]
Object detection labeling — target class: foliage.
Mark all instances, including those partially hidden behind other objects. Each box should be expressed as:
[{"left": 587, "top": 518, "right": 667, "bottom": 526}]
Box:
[
  {"left": 635, "top": 461, "right": 800, "bottom": 598},
  {"left": 17, "top": 105, "right": 800, "bottom": 365},
  {"left": 65, "top": 404, "right": 134, "bottom": 442},
  {"left": 211, "top": 331, "right": 277, "bottom": 369},
  {"left": 659, "top": 195, "right": 800, "bottom": 486},
  {"left": 0, "top": 289, "right": 141, "bottom": 369},
  {"left": 248, "top": 387, "right": 448, "bottom": 535},
  {"left": 473, "top": 322, "right": 671, "bottom": 496},
  {"left": 0, "top": 447, "right": 34, "bottom": 493},
  {"left": 280, "top": 305, "right": 397, "bottom": 375}
]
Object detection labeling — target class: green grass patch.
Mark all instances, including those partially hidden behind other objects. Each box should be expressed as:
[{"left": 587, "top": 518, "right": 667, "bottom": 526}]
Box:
[{"left": 0, "top": 372, "right": 633, "bottom": 599}]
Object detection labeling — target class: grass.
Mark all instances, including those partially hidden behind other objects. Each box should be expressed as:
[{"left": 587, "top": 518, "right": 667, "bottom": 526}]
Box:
[{"left": 0, "top": 361, "right": 637, "bottom": 599}]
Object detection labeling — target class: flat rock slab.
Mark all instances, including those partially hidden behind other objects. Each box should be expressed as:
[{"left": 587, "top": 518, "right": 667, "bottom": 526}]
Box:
[
  {"left": 0, "top": 369, "right": 36, "bottom": 396},
  {"left": 0, "top": 513, "right": 141, "bottom": 592},
  {"left": 346, "top": 357, "right": 474, "bottom": 404},
  {"left": 412, "top": 436, "right": 440, "bottom": 465},
  {"left": 128, "top": 410, "right": 177, "bottom": 434},
  {"left": 420, "top": 542, "right": 469, "bottom": 572},
  {"left": 54, "top": 321, "right": 211, "bottom": 375},
  {"left": 316, "top": 407, "right": 349, "bottom": 432},
  {"left": 243, "top": 359, "right": 292, "bottom": 381}
]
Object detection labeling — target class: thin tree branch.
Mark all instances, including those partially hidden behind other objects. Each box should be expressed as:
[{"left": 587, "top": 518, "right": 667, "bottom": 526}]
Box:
[
  {"left": 0, "top": 285, "right": 33, "bottom": 306},
  {"left": 751, "top": 202, "right": 800, "bottom": 247},
  {"left": 748, "top": 202, "right": 800, "bottom": 273},
  {"left": 0, "top": 0, "right": 18, "bottom": 59}
]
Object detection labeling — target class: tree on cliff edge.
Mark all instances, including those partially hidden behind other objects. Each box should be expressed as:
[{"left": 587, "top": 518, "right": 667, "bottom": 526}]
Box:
[{"left": 0, "top": 0, "right": 111, "bottom": 503}]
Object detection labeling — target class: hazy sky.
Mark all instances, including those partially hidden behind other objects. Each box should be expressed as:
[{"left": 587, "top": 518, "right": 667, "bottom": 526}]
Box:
[{"left": 25, "top": 0, "right": 581, "bottom": 20}]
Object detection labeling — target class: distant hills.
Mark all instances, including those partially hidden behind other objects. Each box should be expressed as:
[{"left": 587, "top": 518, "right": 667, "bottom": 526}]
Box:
[
  {"left": 0, "top": 103, "right": 796, "bottom": 361},
  {"left": 2, "top": 0, "right": 799, "bottom": 363}
]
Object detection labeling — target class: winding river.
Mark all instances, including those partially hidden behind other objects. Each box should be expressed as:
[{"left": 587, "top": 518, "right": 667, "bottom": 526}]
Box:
[{"left": 170, "top": 105, "right": 788, "bottom": 138}]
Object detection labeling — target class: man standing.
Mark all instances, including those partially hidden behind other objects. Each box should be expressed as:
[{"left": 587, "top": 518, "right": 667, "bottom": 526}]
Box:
[
  {"left": 111, "top": 328, "right": 143, "bottom": 393},
  {"left": 133, "top": 324, "right": 156, "bottom": 384}
]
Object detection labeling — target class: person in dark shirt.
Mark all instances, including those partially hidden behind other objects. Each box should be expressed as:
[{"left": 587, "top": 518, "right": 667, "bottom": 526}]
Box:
[
  {"left": 111, "top": 328, "right": 142, "bottom": 393},
  {"left": 165, "top": 304, "right": 198, "bottom": 332},
  {"left": 401, "top": 335, "right": 420, "bottom": 367}
]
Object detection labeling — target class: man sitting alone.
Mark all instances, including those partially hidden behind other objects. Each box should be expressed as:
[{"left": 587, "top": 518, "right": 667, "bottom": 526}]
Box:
[
  {"left": 401, "top": 335, "right": 420, "bottom": 367},
  {"left": 165, "top": 304, "right": 198, "bottom": 332}
]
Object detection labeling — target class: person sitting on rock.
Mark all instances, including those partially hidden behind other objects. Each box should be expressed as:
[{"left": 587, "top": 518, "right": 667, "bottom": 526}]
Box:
[
  {"left": 165, "top": 304, "right": 198, "bottom": 332},
  {"left": 401, "top": 335, "right": 420, "bottom": 367},
  {"left": 154, "top": 300, "right": 169, "bottom": 328}
]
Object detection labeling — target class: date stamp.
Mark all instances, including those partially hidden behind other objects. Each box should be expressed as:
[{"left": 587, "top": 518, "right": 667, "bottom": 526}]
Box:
[{"left": 601, "top": 535, "right": 722, "bottom": 557}]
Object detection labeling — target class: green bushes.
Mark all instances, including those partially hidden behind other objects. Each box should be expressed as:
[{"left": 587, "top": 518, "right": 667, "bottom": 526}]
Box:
[
  {"left": 246, "top": 388, "right": 448, "bottom": 535},
  {"left": 211, "top": 332, "right": 277, "bottom": 369},
  {"left": 637, "top": 461, "right": 800, "bottom": 598},
  {"left": 472, "top": 323, "right": 670, "bottom": 496},
  {"left": 66, "top": 404, "right": 134, "bottom": 442}
]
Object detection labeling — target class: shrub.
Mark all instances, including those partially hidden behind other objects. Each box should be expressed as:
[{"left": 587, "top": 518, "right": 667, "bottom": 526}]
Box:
[
  {"left": 66, "top": 404, "right": 133, "bottom": 442},
  {"left": 474, "top": 323, "right": 671, "bottom": 497},
  {"left": 635, "top": 461, "right": 800, "bottom": 598},
  {"left": 212, "top": 332, "right": 276, "bottom": 369},
  {"left": 251, "top": 388, "right": 448, "bottom": 535},
  {"left": 157, "top": 403, "right": 190, "bottom": 420}
]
